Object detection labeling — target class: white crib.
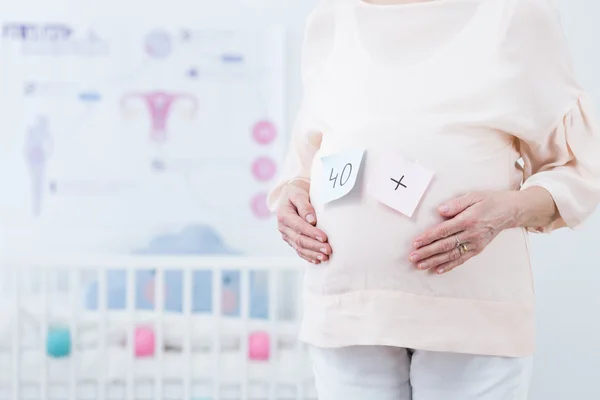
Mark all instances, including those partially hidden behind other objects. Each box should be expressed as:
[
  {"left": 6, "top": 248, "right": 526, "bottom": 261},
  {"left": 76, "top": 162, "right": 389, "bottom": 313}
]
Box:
[{"left": 0, "top": 255, "right": 315, "bottom": 400}]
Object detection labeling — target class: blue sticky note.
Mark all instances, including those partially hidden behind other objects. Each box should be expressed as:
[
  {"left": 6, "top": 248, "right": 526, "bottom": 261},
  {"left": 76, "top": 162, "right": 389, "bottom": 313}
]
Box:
[{"left": 320, "top": 149, "right": 365, "bottom": 203}]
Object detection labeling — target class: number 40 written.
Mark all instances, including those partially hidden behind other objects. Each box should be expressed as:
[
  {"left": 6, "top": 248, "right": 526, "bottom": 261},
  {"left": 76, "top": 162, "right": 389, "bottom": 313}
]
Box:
[{"left": 329, "top": 163, "right": 353, "bottom": 188}]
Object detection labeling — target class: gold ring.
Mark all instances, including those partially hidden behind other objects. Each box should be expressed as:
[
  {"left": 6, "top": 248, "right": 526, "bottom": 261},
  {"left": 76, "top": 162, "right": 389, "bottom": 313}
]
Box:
[{"left": 458, "top": 243, "right": 469, "bottom": 255}]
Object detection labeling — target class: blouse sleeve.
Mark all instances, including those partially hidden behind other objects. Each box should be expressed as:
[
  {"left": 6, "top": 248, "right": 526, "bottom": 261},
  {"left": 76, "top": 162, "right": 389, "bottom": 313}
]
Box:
[
  {"left": 265, "top": 106, "right": 322, "bottom": 212},
  {"left": 508, "top": 0, "right": 600, "bottom": 232},
  {"left": 265, "top": 3, "right": 332, "bottom": 212},
  {"left": 519, "top": 94, "right": 600, "bottom": 232}
]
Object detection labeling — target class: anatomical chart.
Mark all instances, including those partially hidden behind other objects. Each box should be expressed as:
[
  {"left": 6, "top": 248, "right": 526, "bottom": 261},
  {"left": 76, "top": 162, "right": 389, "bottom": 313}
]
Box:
[{"left": 0, "top": 23, "right": 287, "bottom": 255}]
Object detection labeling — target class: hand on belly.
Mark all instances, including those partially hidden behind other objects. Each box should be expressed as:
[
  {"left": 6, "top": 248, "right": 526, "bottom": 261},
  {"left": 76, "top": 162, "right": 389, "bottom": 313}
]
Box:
[
  {"left": 409, "top": 190, "right": 521, "bottom": 275},
  {"left": 276, "top": 181, "right": 333, "bottom": 264}
]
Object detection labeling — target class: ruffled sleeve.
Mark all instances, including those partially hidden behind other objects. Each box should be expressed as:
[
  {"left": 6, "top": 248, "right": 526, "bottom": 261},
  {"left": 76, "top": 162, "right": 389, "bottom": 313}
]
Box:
[
  {"left": 519, "top": 94, "right": 600, "bottom": 232},
  {"left": 499, "top": 0, "right": 600, "bottom": 232},
  {"left": 265, "top": 107, "right": 322, "bottom": 212}
]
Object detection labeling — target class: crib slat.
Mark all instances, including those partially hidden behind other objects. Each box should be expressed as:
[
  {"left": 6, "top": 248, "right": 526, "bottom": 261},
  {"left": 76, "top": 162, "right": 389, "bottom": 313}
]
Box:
[
  {"left": 268, "top": 269, "right": 279, "bottom": 400},
  {"left": 4, "top": 256, "right": 306, "bottom": 270},
  {"left": 212, "top": 268, "right": 222, "bottom": 400},
  {"left": 41, "top": 268, "right": 48, "bottom": 400},
  {"left": 69, "top": 269, "right": 79, "bottom": 400},
  {"left": 12, "top": 269, "right": 21, "bottom": 400},
  {"left": 240, "top": 270, "right": 249, "bottom": 400},
  {"left": 98, "top": 269, "right": 107, "bottom": 400},
  {"left": 183, "top": 268, "right": 192, "bottom": 400},
  {"left": 126, "top": 268, "right": 135, "bottom": 400},
  {"left": 155, "top": 268, "right": 164, "bottom": 399}
]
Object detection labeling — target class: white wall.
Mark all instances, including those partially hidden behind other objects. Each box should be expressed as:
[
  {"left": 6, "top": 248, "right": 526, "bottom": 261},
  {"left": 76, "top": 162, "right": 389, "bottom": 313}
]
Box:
[
  {"left": 1, "top": 1, "right": 599, "bottom": 398},
  {"left": 528, "top": 2, "right": 600, "bottom": 399}
]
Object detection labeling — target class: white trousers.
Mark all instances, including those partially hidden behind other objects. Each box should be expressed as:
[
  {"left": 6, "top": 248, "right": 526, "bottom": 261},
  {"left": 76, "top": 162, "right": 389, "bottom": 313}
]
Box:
[{"left": 309, "top": 345, "right": 533, "bottom": 400}]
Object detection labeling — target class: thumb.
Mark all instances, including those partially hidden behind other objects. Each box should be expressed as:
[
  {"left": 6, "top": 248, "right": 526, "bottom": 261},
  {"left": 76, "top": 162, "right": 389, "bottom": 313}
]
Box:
[
  {"left": 289, "top": 190, "right": 317, "bottom": 225},
  {"left": 438, "top": 193, "right": 476, "bottom": 218}
]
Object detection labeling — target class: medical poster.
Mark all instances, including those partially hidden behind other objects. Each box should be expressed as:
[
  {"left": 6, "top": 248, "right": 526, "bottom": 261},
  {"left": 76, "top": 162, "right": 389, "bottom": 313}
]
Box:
[{"left": 0, "top": 22, "right": 287, "bottom": 257}]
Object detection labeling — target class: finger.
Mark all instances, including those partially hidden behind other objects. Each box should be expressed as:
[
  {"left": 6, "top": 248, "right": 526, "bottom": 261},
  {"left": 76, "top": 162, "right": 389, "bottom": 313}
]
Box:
[
  {"left": 278, "top": 208, "right": 328, "bottom": 243},
  {"left": 438, "top": 193, "right": 479, "bottom": 218},
  {"left": 302, "top": 256, "right": 321, "bottom": 265},
  {"left": 297, "top": 246, "right": 329, "bottom": 263},
  {"left": 413, "top": 217, "right": 469, "bottom": 249},
  {"left": 409, "top": 233, "right": 466, "bottom": 264},
  {"left": 289, "top": 190, "right": 317, "bottom": 225},
  {"left": 435, "top": 249, "right": 477, "bottom": 275},
  {"left": 281, "top": 233, "right": 330, "bottom": 264},
  {"left": 293, "top": 247, "right": 321, "bottom": 264},
  {"left": 281, "top": 233, "right": 322, "bottom": 264},
  {"left": 414, "top": 242, "right": 471, "bottom": 271},
  {"left": 280, "top": 226, "right": 332, "bottom": 256}
]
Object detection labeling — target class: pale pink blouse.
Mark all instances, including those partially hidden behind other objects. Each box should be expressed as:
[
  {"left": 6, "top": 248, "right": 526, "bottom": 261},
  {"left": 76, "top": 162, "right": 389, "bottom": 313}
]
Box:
[{"left": 268, "top": 0, "right": 600, "bottom": 357}]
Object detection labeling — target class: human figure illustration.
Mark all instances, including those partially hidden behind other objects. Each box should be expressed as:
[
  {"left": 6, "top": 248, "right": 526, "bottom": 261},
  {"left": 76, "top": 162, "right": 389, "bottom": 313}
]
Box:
[{"left": 24, "top": 115, "right": 53, "bottom": 217}]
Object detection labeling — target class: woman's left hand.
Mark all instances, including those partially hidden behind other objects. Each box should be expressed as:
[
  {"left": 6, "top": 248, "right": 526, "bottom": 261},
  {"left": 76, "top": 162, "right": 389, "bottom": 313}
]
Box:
[{"left": 409, "top": 191, "right": 521, "bottom": 275}]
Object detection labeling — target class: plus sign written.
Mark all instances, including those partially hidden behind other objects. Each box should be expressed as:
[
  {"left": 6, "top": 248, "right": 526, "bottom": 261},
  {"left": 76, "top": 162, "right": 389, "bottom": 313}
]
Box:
[
  {"left": 367, "top": 154, "right": 434, "bottom": 217},
  {"left": 391, "top": 175, "right": 407, "bottom": 190}
]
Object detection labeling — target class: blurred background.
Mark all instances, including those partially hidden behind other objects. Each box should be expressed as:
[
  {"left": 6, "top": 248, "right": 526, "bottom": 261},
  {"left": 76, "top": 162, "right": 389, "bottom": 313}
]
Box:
[{"left": 0, "top": 0, "right": 598, "bottom": 399}]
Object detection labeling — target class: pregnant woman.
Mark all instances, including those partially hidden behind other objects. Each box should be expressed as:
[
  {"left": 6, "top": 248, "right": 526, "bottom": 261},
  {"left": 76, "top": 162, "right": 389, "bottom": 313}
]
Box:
[{"left": 268, "top": 0, "right": 600, "bottom": 399}]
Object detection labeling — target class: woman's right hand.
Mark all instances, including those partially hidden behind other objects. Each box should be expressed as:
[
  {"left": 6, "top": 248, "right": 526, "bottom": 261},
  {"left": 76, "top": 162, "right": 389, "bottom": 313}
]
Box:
[{"left": 277, "top": 181, "right": 332, "bottom": 264}]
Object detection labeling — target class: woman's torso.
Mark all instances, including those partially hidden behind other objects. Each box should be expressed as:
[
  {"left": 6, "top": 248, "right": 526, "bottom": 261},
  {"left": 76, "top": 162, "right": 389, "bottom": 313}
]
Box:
[{"left": 303, "top": 0, "right": 534, "bottom": 304}]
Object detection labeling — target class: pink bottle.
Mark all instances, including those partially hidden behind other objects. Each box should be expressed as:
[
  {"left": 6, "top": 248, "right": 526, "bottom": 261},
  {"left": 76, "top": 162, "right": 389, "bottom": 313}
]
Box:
[
  {"left": 134, "top": 326, "right": 156, "bottom": 357},
  {"left": 248, "top": 331, "right": 270, "bottom": 361}
]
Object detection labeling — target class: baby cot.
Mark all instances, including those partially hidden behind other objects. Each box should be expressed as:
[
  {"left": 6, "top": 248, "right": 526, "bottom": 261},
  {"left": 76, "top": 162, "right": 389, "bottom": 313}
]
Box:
[{"left": 0, "top": 255, "right": 316, "bottom": 400}]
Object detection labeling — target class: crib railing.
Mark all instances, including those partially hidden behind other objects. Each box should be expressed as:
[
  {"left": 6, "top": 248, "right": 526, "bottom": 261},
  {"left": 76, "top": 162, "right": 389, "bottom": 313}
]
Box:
[{"left": 0, "top": 255, "right": 310, "bottom": 400}]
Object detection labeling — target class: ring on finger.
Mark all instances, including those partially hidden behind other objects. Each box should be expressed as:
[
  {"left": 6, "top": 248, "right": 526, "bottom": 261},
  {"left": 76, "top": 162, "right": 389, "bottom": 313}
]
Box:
[{"left": 454, "top": 235, "right": 467, "bottom": 254}]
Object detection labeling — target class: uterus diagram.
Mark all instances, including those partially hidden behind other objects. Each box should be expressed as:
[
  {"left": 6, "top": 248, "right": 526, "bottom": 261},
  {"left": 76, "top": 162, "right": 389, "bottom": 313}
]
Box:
[
  {"left": 120, "top": 91, "right": 198, "bottom": 167},
  {"left": 24, "top": 115, "right": 54, "bottom": 217}
]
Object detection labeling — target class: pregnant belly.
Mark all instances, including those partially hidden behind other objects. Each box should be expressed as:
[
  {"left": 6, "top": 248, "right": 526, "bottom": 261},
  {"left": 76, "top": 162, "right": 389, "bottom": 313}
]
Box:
[
  {"left": 311, "top": 171, "right": 450, "bottom": 272},
  {"left": 306, "top": 145, "right": 517, "bottom": 295}
]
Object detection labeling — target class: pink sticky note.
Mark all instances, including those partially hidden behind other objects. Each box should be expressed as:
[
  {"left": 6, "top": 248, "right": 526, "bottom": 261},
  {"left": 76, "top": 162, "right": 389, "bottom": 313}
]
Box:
[{"left": 367, "top": 154, "right": 434, "bottom": 217}]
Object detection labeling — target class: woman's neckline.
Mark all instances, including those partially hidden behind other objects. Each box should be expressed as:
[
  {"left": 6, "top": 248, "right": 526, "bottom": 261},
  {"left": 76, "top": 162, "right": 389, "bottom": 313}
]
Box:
[{"left": 341, "top": 0, "right": 491, "bottom": 75}]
